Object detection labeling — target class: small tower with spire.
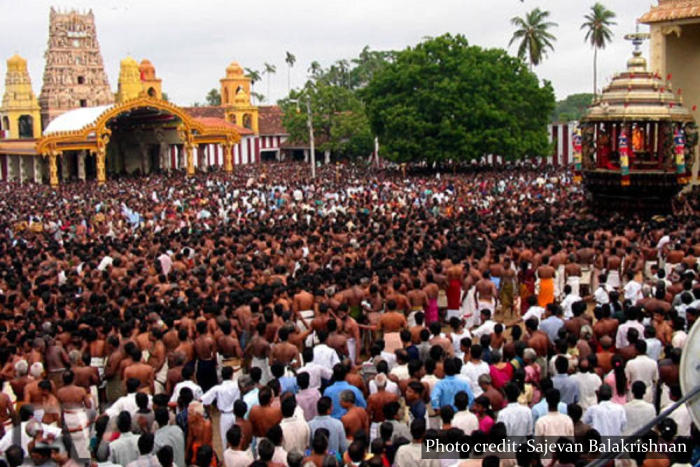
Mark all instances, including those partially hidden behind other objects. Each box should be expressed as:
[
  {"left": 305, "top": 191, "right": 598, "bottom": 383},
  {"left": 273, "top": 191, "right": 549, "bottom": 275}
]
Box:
[{"left": 0, "top": 54, "right": 42, "bottom": 139}]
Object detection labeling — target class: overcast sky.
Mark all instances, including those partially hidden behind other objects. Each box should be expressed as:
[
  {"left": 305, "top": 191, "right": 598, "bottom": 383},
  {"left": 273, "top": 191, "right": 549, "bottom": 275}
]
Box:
[{"left": 1, "top": 0, "right": 654, "bottom": 106}]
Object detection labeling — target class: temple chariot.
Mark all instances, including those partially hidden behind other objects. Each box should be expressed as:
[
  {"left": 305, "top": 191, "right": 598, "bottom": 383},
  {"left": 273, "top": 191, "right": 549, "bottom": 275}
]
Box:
[{"left": 576, "top": 33, "right": 698, "bottom": 212}]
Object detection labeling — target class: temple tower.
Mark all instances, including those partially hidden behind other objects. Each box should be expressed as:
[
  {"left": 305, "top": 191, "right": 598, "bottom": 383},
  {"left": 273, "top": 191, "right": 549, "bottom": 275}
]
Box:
[
  {"left": 116, "top": 56, "right": 142, "bottom": 103},
  {"left": 220, "top": 62, "right": 258, "bottom": 133},
  {"left": 0, "top": 55, "right": 42, "bottom": 139},
  {"left": 139, "top": 60, "right": 162, "bottom": 99},
  {"left": 39, "top": 7, "right": 113, "bottom": 128}
]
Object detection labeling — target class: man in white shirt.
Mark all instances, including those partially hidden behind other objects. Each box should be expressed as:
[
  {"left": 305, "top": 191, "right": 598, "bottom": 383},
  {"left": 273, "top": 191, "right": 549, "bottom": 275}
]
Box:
[
  {"left": 279, "top": 394, "right": 310, "bottom": 454},
  {"left": 615, "top": 307, "right": 645, "bottom": 349},
  {"left": 471, "top": 309, "right": 496, "bottom": 339},
  {"left": 200, "top": 366, "right": 240, "bottom": 450},
  {"left": 312, "top": 331, "right": 341, "bottom": 370},
  {"left": 126, "top": 433, "right": 159, "bottom": 467},
  {"left": 534, "top": 389, "right": 574, "bottom": 437},
  {"left": 460, "top": 344, "right": 490, "bottom": 397},
  {"left": 559, "top": 285, "right": 581, "bottom": 320},
  {"left": 594, "top": 276, "right": 610, "bottom": 305},
  {"left": 452, "top": 391, "right": 478, "bottom": 435},
  {"left": 570, "top": 357, "right": 602, "bottom": 411},
  {"left": 625, "top": 340, "right": 659, "bottom": 403},
  {"left": 582, "top": 384, "right": 627, "bottom": 436},
  {"left": 223, "top": 425, "right": 254, "bottom": 467},
  {"left": 394, "top": 418, "right": 440, "bottom": 467},
  {"left": 106, "top": 378, "right": 151, "bottom": 418},
  {"left": 521, "top": 296, "right": 545, "bottom": 324},
  {"left": 623, "top": 381, "right": 656, "bottom": 435},
  {"left": 497, "top": 383, "right": 533, "bottom": 436},
  {"left": 299, "top": 348, "right": 333, "bottom": 389},
  {"left": 169, "top": 366, "right": 203, "bottom": 404}
]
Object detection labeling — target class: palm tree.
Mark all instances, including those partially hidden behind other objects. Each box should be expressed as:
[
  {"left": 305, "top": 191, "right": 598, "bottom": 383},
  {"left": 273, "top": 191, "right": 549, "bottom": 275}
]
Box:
[
  {"left": 263, "top": 62, "right": 277, "bottom": 102},
  {"left": 509, "top": 8, "right": 558, "bottom": 70},
  {"left": 308, "top": 61, "right": 322, "bottom": 78},
  {"left": 285, "top": 51, "right": 296, "bottom": 92},
  {"left": 245, "top": 68, "right": 262, "bottom": 103},
  {"left": 582, "top": 3, "right": 616, "bottom": 97}
]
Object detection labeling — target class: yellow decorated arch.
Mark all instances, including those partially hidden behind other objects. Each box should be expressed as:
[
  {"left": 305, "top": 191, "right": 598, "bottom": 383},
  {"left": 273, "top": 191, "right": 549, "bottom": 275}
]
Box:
[{"left": 36, "top": 96, "right": 241, "bottom": 185}]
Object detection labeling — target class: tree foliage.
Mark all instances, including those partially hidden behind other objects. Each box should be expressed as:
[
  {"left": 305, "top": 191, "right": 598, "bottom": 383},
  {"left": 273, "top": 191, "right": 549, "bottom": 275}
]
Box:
[
  {"left": 362, "top": 34, "right": 555, "bottom": 163},
  {"left": 551, "top": 93, "right": 594, "bottom": 122},
  {"left": 581, "top": 3, "right": 616, "bottom": 95},
  {"left": 205, "top": 88, "right": 221, "bottom": 106},
  {"left": 279, "top": 46, "right": 392, "bottom": 159}
]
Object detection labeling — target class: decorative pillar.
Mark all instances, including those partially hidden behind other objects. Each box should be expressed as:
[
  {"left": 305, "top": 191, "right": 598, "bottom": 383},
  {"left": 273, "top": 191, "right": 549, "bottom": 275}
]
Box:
[
  {"left": 96, "top": 148, "right": 106, "bottom": 184},
  {"left": 77, "top": 150, "right": 86, "bottom": 181},
  {"left": 185, "top": 144, "right": 195, "bottom": 176},
  {"left": 49, "top": 152, "right": 58, "bottom": 187},
  {"left": 224, "top": 143, "right": 233, "bottom": 173}
]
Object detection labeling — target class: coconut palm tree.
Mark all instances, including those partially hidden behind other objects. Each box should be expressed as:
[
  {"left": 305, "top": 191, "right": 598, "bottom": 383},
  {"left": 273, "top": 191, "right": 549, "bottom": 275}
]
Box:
[
  {"left": 308, "top": 61, "right": 322, "bottom": 78},
  {"left": 245, "top": 68, "right": 262, "bottom": 103},
  {"left": 508, "top": 8, "right": 558, "bottom": 70},
  {"left": 582, "top": 3, "right": 617, "bottom": 97},
  {"left": 263, "top": 62, "right": 277, "bottom": 102},
  {"left": 285, "top": 51, "right": 296, "bottom": 92}
]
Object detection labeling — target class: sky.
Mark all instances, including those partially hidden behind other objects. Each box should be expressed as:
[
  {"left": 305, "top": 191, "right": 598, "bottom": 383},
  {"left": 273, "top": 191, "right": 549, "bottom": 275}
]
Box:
[{"left": 0, "top": 0, "right": 655, "bottom": 106}]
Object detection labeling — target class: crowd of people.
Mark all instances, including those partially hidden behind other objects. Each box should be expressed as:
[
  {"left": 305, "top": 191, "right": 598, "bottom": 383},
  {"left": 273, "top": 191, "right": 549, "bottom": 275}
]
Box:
[{"left": 0, "top": 162, "right": 697, "bottom": 467}]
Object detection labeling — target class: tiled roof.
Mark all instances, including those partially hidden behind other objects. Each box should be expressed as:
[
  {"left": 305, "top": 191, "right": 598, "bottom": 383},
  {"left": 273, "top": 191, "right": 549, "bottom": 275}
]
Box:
[
  {"left": 193, "top": 117, "right": 254, "bottom": 136},
  {"left": 181, "top": 106, "right": 226, "bottom": 119},
  {"left": 639, "top": 0, "right": 700, "bottom": 23},
  {"left": 258, "top": 106, "right": 287, "bottom": 136}
]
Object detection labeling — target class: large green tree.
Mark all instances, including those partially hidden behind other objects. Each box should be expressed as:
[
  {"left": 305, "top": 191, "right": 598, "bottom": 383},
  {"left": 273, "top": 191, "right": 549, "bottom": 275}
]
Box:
[
  {"left": 363, "top": 34, "right": 555, "bottom": 163},
  {"left": 509, "top": 8, "right": 558, "bottom": 70},
  {"left": 582, "top": 3, "right": 616, "bottom": 96},
  {"left": 279, "top": 80, "right": 374, "bottom": 160}
]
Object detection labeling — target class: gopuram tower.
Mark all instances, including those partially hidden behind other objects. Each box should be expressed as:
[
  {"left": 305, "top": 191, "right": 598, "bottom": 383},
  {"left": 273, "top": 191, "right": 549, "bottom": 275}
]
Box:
[{"left": 39, "top": 7, "right": 114, "bottom": 128}]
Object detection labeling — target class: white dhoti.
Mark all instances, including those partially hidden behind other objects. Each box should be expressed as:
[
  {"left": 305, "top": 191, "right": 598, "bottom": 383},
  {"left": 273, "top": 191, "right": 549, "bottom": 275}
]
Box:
[
  {"left": 566, "top": 276, "right": 581, "bottom": 298},
  {"left": 90, "top": 357, "right": 106, "bottom": 381},
  {"left": 252, "top": 356, "right": 272, "bottom": 384},
  {"left": 219, "top": 411, "right": 235, "bottom": 450},
  {"left": 446, "top": 308, "right": 462, "bottom": 322},
  {"left": 607, "top": 270, "right": 621, "bottom": 289},
  {"left": 64, "top": 409, "right": 90, "bottom": 459},
  {"left": 155, "top": 360, "right": 169, "bottom": 395},
  {"left": 664, "top": 262, "right": 679, "bottom": 278},
  {"left": 297, "top": 310, "right": 315, "bottom": 332},
  {"left": 407, "top": 310, "right": 420, "bottom": 328},
  {"left": 461, "top": 287, "right": 477, "bottom": 329},
  {"left": 580, "top": 266, "right": 592, "bottom": 287},
  {"left": 644, "top": 260, "right": 657, "bottom": 280},
  {"left": 347, "top": 338, "right": 357, "bottom": 366},
  {"left": 476, "top": 299, "right": 495, "bottom": 315},
  {"left": 555, "top": 265, "right": 565, "bottom": 300}
]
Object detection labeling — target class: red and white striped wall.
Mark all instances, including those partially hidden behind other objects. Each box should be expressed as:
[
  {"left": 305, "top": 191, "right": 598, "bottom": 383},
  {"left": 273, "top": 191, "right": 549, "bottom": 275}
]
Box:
[
  {"left": 478, "top": 122, "right": 578, "bottom": 166},
  {"left": 546, "top": 121, "right": 577, "bottom": 167},
  {"left": 166, "top": 134, "right": 288, "bottom": 170}
]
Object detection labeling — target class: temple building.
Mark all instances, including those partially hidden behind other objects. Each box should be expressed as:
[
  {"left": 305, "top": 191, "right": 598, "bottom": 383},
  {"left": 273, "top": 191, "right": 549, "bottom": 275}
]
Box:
[
  {"left": 639, "top": 0, "right": 700, "bottom": 181},
  {"left": 0, "top": 7, "right": 288, "bottom": 185},
  {"left": 38, "top": 8, "right": 114, "bottom": 128}
]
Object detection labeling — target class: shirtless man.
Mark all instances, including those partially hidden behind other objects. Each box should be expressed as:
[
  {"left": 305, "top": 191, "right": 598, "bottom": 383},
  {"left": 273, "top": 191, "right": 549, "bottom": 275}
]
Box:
[
  {"left": 406, "top": 279, "right": 428, "bottom": 327},
  {"left": 270, "top": 327, "right": 300, "bottom": 368},
  {"left": 474, "top": 272, "right": 498, "bottom": 319},
  {"left": 292, "top": 283, "right": 315, "bottom": 330},
  {"left": 341, "top": 277, "right": 365, "bottom": 322},
  {"left": 577, "top": 243, "right": 596, "bottom": 296},
  {"left": 56, "top": 370, "right": 93, "bottom": 458},
  {"left": 122, "top": 348, "right": 155, "bottom": 394},
  {"left": 244, "top": 322, "right": 272, "bottom": 385},
  {"left": 536, "top": 260, "right": 556, "bottom": 308},
  {"left": 193, "top": 321, "right": 217, "bottom": 392},
  {"left": 376, "top": 300, "right": 408, "bottom": 334},
  {"left": 326, "top": 319, "right": 349, "bottom": 361},
  {"left": 606, "top": 248, "right": 623, "bottom": 290},
  {"left": 337, "top": 306, "right": 361, "bottom": 365},
  {"left": 45, "top": 338, "right": 70, "bottom": 390}
]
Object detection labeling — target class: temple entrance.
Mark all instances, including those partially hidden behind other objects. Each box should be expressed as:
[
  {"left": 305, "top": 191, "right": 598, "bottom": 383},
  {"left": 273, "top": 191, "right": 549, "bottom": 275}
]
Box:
[{"left": 104, "top": 106, "right": 182, "bottom": 176}]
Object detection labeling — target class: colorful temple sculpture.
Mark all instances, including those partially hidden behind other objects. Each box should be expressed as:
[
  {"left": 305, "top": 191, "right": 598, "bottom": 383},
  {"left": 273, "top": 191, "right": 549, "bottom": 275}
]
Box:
[
  {"left": 579, "top": 33, "right": 697, "bottom": 211},
  {"left": 0, "top": 8, "right": 288, "bottom": 184}
]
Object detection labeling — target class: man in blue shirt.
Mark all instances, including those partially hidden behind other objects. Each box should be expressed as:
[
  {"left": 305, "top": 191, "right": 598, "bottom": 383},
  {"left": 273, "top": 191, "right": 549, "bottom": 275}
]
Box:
[
  {"left": 531, "top": 377, "right": 568, "bottom": 423},
  {"left": 308, "top": 396, "right": 348, "bottom": 454},
  {"left": 323, "top": 363, "right": 366, "bottom": 419},
  {"left": 552, "top": 356, "right": 579, "bottom": 405},
  {"left": 431, "top": 357, "right": 474, "bottom": 413},
  {"left": 540, "top": 304, "right": 565, "bottom": 343}
]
